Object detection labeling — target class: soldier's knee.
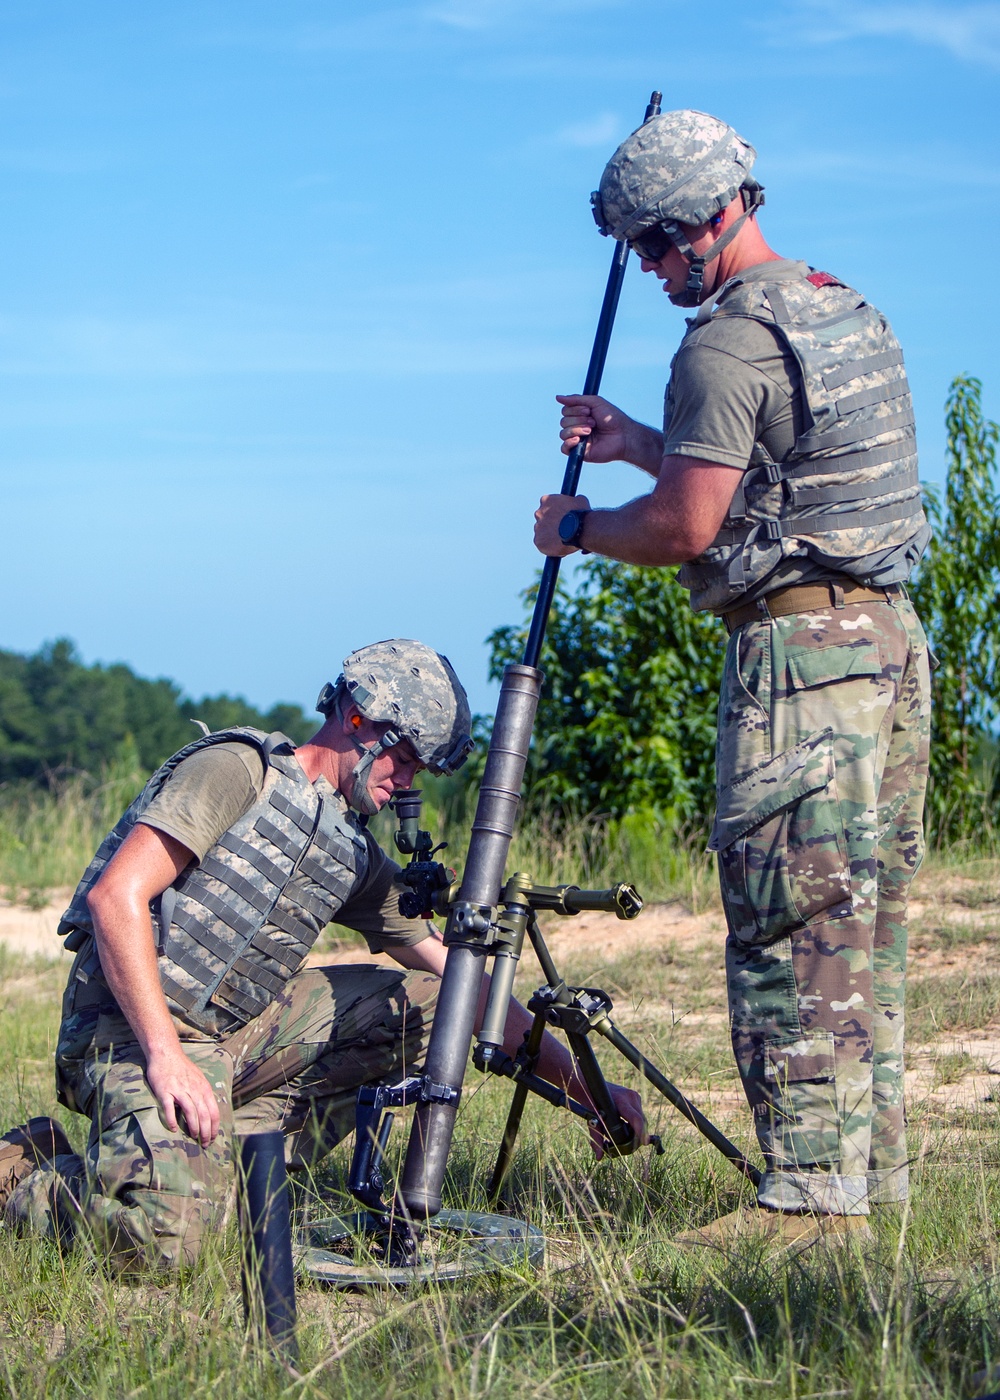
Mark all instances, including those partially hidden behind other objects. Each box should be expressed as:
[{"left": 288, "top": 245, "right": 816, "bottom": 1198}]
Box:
[{"left": 91, "top": 1187, "right": 225, "bottom": 1272}]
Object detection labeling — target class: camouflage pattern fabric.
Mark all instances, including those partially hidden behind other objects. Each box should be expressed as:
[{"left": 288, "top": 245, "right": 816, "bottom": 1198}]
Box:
[
  {"left": 326, "top": 638, "right": 474, "bottom": 776},
  {"left": 595, "top": 109, "right": 757, "bottom": 241},
  {"left": 712, "top": 594, "right": 930, "bottom": 1213},
  {"left": 6, "top": 965, "right": 439, "bottom": 1269}
]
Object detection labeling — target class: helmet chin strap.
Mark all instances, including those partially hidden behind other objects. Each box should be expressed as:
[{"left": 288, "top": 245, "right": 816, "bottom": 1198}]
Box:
[
  {"left": 336, "top": 696, "right": 402, "bottom": 816},
  {"left": 663, "top": 183, "right": 765, "bottom": 308}
]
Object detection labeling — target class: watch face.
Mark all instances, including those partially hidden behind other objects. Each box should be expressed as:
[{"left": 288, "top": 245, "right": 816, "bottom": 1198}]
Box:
[{"left": 558, "top": 510, "right": 581, "bottom": 545}]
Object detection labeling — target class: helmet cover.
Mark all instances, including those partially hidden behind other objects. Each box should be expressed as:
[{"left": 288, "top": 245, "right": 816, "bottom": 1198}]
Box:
[
  {"left": 595, "top": 108, "right": 757, "bottom": 242},
  {"left": 318, "top": 639, "right": 474, "bottom": 778}
]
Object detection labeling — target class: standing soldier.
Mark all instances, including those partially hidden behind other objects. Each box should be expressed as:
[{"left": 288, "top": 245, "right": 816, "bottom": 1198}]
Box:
[
  {"left": 0, "top": 639, "right": 642, "bottom": 1268},
  {"left": 534, "top": 110, "right": 931, "bottom": 1247}
]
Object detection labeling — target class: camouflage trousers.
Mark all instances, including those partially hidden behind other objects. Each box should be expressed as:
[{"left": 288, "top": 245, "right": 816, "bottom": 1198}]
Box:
[
  {"left": 711, "top": 593, "right": 930, "bottom": 1214},
  {"left": 7, "top": 963, "right": 438, "bottom": 1269}
]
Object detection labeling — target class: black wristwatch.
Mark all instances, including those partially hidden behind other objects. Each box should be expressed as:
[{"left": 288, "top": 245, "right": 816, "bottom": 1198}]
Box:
[{"left": 558, "top": 508, "right": 590, "bottom": 551}]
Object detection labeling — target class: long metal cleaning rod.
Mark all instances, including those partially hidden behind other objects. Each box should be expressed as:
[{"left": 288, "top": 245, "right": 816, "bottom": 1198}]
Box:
[{"left": 523, "top": 88, "right": 661, "bottom": 670}]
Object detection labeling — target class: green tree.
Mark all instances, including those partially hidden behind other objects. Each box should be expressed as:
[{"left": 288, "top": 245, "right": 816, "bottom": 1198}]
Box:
[
  {"left": 488, "top": 560, "right": 726, "bottom": 823},
  {"left": 0, "top": 639, "right": 315, "bottom": 785},
  {"left": 909, "top": 375, "right": 1000, "bottom": 843}
]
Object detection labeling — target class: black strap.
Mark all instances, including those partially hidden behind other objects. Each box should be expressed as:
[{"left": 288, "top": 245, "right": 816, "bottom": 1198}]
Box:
[
  {"left": 213, "top": 981, "right": 270, "bottom": 1020},
  {"left": 180, "top": 887, "right": 257, "bottom": 940},
  {"left": 232, "top": 956, "right": 287, "bottom": 997},
  {"left": 267, "top": 903, "right": 317, "bottom": 942},
  {"left": 170, "top": 906, "right": 242, "bottom": 966},
  {"left": 780, "top": 438, "right": 916, "bottom": 478},
  {"left": 714, "top": 494, "right": 923, "bottom": 546},
  {"left": 159, "top": 971, "right": 201, "bottom": 1012},
  {"left": 790, "top": 464, "right": 919, "bottom": 506},
  {"left": 281, "top": 876, "right": 339, "bottom": 923},
  {"left": 254, "top": 816, "right": 305, "bottom": 861},
  {"left": 311, "top": 826, "right": 357, "bottom": 862},
  {"left": 197, "top": 856, "right": 277, "bottom": 915},
  {"left": 159, "top": 935, "right": 219, "bottom": 987},
  {"left": 836, "top": 382, "right": 909, "bottom": 416},
  {"left": 250, "top": 929, "right": 306, "bottom": 971},
  {"left": 297, "top": 852, "right": 354, "bottom": 900}
]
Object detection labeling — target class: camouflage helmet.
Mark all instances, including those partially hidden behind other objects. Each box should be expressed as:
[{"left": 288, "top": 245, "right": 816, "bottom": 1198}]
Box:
[
  {"left": 317, "top": 640, "right": 473, "bottom": 812},
  {"left": 592, "top": 109, "right": 763, "bottom": 306}
]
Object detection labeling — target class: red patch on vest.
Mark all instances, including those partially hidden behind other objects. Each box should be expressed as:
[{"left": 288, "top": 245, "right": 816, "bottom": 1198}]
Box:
[{"left": 806, "top": 271, "right": 841, "bottom": 288}]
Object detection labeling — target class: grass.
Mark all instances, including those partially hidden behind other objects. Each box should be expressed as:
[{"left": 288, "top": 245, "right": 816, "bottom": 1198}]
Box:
[{"left": 4, "top": 795, "right": 1000, "bottom": 1394}]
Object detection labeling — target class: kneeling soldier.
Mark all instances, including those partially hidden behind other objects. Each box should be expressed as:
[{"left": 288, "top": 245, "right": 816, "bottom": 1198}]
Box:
[{"left": 0, "top": 639, "right": 643, "bottom": 1268}]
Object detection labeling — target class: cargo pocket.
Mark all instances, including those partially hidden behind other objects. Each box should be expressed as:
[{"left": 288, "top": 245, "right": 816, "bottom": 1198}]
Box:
[
  {"left": 710, "top": 730, "right": 853, "bottom": 945},
  {"left": 760, "top": 1031, "right": 840, "bottom": 1169}
]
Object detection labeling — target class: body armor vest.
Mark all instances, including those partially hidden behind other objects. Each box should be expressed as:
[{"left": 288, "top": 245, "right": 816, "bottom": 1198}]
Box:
[
  {"left": 674, "top": 268, "right": 928, "bottom": 613},
  {"left": 59, "top": 727, "right": 369, "bottom": 1031}
]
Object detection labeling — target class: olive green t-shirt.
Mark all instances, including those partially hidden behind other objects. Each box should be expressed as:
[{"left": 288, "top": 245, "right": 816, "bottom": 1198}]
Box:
[
  {"left": 138, "top": 742, "right": 430, "bottom": 952},
  {"left": 662, "top": 259, "right": 807, "bottom": 471}
]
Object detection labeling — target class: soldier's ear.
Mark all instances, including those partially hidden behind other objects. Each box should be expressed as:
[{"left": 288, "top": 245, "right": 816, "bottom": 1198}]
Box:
[{"left": 341, "top": 703, "right": 365, "bottom": 733}]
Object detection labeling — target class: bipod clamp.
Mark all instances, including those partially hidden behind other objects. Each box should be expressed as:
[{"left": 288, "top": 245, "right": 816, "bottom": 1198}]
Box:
[
  {"left": 347, "top": 1075, "right": 461, "bottom": 1267},
  {"left": 350, "top": 1075, "right": 462, "bottom": 1213},
  {"left": 528, "top": 982, "right": 616, "bottom": 1036}
]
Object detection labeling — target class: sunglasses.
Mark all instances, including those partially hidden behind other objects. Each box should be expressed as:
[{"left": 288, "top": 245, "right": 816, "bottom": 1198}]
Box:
[{"left": 627, "top": 223, "right": 676, "bottom": 263}]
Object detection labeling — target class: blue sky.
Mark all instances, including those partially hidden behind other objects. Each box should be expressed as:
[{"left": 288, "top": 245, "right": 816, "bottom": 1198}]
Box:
[{"left": 1, "top": 1, "right": 997, "bottom": 715}]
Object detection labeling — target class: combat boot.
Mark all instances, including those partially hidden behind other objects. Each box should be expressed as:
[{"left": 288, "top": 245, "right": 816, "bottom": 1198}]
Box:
[
  {"left": 672, "top": 1206, "right": 873, "bottom": 1257},
  {"left": 0, "top": 1117, "right": 73, "bottom": 1211}
]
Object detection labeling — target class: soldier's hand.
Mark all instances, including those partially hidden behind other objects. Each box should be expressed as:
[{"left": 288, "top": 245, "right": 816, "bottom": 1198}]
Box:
[
  {"left": 534, "top": 493, "right": 591, "bottom": 556},
  {"left": 145, "top": 1047, "right": 222, "bottom": 1147},
  {"left": 557, "top": 394, "right": 633, "bottom": 464},
  {"left": 588, "top": 1082, "right": 648, "bottom": 1161}
]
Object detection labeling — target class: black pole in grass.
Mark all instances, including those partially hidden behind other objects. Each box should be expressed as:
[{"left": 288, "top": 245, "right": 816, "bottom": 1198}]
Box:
[{"left": 239, "top": 1132, "right": 299, "bottom": 1366}]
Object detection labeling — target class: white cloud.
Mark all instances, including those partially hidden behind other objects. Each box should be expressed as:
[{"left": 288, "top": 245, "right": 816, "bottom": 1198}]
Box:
[{"left": 777, "top": 1, "right": 1000, "bottom": 69}]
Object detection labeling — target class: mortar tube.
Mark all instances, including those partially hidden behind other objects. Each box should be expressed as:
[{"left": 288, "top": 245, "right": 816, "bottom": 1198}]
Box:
[{"left": 398, "top": 664, "right": 541, "bottom": 1217}]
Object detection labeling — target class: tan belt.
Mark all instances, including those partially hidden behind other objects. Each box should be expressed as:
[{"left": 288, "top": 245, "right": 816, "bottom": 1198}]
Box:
[{"left": 720, "top": 576, "right": 902, "bottom": 635}]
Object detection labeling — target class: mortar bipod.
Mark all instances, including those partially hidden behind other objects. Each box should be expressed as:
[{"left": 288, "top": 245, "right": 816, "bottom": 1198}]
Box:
[{"left": 473, "top": 875, "right": 762, "bottom": 1202}]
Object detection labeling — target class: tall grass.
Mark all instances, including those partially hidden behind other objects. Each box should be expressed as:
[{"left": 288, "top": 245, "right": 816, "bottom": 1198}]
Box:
[
  {"left": 0, "top": 749, "right": 147, "bottom": 903},
  {"left": 0, "top": 954, "right": 998, "bottom": 1400},
  {"left": 1, "top": 778, "right": 1000, "bottom": 1393},
  {"left": 0, "top": 752, "right": 715, "bottom": 913}
]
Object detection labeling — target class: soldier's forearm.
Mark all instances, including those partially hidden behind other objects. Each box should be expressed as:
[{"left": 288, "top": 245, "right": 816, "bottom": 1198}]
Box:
[
  {"left": 625, "top": 420, "right": 666, "bottom": 477},
  {"left": 88, "top": 897, "right": 184, "bottom": 1061},
  {"left": 581, "top": 496, "right": 705, "bottom": 565}
]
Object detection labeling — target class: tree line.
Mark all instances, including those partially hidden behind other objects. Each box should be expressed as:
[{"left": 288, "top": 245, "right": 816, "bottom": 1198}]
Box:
[{"left": 0, "top": 638, "right": 314, "bottom": 785}]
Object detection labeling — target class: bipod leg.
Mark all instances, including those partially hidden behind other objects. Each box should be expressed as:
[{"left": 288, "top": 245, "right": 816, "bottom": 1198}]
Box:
[
  {"left": 487, "top": 1008, "right": 547, "bottom": 1205},
  {"left": 594, "top": 1018, "right": 761, "bottom": 1188},
  {"left": 562, "top": 1028, "right": 637, "bottom": 1155},
  {"left": 525, "top": 914, "right": 637, "bottom": 1156}
]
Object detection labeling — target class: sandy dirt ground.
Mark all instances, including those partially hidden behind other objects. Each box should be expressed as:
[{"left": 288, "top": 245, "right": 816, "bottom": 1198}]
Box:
[{"left": 7, "top": 875, "right": 999, "bottom": 1126}]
